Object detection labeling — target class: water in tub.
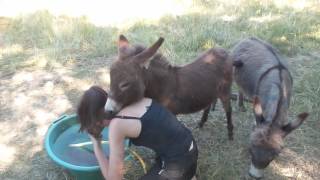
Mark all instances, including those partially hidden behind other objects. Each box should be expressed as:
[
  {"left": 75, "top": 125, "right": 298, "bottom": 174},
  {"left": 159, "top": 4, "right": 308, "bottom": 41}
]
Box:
[{"left": 52, "top": 125, "right": 109, "bottom": 166}]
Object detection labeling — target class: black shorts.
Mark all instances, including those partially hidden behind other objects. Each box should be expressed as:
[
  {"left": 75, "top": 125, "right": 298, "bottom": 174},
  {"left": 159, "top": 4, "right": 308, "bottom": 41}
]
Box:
[{"left": 139, "top": 140, "right": 198, "bottom": 180}]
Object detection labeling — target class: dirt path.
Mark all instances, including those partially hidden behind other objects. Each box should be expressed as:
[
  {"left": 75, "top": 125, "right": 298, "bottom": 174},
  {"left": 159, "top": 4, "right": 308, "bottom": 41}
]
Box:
[{"left": 0, "top": 57, "right": 112, "bottom": 179}]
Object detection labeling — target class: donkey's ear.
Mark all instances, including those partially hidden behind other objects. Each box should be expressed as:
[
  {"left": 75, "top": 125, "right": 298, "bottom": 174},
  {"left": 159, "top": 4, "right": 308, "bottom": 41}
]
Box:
[
  {"left": 281, "top": 112, "right": 308, "bottom": 137},
  {"left": 253, "top": 96, "right": 265, "bottom": 124},
  {"left": 133, "top": 37, "right": 164, "bottom": 69},
  {"left": 118, "top": 35, "right": 130, "bottom": 55},
  {"left": 118, "top": 35, "right": 129, "bottom": 48}
]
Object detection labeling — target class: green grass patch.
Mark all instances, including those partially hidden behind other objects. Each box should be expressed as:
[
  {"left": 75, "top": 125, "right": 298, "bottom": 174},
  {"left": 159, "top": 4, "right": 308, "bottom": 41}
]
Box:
[{"left": 1, "top": 0, "right": 319, "bottom": 71}]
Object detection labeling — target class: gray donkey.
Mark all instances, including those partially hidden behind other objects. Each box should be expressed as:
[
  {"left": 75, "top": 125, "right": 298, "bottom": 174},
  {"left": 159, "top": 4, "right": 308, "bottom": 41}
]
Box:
[{"left": 232, "top": 37, "right": 308, "bottom": 178}]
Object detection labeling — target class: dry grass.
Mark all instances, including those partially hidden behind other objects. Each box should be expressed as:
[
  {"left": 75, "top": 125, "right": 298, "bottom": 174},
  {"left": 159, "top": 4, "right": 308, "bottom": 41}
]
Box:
[{"left": 0, "top": 0, "right": 319, "bottom": 179}]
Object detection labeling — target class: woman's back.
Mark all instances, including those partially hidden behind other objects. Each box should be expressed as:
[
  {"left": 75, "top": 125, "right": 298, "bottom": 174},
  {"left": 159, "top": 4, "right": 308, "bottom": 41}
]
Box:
[{"left": 117, "top": 98, "right": 193, "bottom": 160}]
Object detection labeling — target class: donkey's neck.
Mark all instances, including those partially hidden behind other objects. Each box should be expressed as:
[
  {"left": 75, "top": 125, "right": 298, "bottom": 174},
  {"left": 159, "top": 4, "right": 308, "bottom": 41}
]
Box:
[
  {"left": 143, "top": 54, "right": 179, "bottom": 98},
  {"left": 259, "top": 80, "right": 289, "bottom": 126}
]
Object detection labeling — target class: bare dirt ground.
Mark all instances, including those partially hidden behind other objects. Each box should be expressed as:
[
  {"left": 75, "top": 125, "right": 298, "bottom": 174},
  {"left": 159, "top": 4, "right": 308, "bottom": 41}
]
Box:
[
  {"left": 0, "top": 53, "right": 319, "bottom": 180},
  {"left": 0, "top": 56, "right": 113, "bottom": 179}
]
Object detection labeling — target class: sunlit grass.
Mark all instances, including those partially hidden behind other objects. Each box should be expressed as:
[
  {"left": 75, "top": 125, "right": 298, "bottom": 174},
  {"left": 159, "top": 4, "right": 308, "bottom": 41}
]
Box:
[
  {"left": 0, "top": 144, "right": 16, "bottom": 165},
  {"left": 1, "top": 0, "right": 319, "bottom": 69},
  {"left": 0, "top": 44, "right": 23, "bottom": 56}
]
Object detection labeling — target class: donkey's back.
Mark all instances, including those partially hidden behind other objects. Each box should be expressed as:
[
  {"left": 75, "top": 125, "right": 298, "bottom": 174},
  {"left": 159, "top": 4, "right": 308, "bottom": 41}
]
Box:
[
  {"left": 232, "top": 37, "right": 290, "bottom": 98},
  {"left": 177, "top": 48, "right": 233, "bottom": 103},
  {"left": 174, "top": 47, "right": 234, "bottom": 139}
]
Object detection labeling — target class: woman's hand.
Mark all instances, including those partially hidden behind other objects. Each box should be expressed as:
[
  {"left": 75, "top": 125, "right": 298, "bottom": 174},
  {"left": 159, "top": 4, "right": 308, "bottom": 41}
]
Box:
[
  {"left": 88, "top": 133, "right": 110, "bottom": 179},
  {"left": 88, "top": 134, "right": 102, "bottom": 148},
  {"left": 87, "top": 124, "right": 103, "bottom": 139}
]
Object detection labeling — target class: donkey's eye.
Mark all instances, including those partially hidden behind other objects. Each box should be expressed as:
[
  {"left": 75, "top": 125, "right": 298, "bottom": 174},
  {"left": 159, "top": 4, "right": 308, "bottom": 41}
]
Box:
[{"left": 119, "top": 82, "right": 130, "bottom": 91}]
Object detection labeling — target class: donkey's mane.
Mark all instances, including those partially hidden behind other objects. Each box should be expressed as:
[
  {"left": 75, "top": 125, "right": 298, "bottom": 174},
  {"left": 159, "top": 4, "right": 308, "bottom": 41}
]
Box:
[
  {"left": 250, "top": 37, "right": 292, "bottom": 125},
  {"left": 132, "top": 44, "right": 173, "bottom": 70},
  {"left": 150, "top": 53, "right": 173, "bottom": 70}
]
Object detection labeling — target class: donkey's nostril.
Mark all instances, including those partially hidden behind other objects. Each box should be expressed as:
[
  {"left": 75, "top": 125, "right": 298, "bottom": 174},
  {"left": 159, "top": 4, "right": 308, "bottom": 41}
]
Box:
[{"left": 104, "top": 111, "right": 116, "bottom": 120}]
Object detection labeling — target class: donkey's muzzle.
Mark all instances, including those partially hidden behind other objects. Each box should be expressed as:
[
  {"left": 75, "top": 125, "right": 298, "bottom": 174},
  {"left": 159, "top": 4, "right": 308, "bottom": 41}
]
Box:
[
  {"left": 103, "top": 111, "right": 117, "bottom": 120},
  {"left": 249, "top": 163, "right": 264, "bottom": 179},
  {"left": 104, "top": 98, "right": 120, "bottom": 112}
]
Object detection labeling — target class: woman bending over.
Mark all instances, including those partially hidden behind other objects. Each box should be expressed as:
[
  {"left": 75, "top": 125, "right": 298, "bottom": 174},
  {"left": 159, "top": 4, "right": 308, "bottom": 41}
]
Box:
[{"left": 77, "top": 86, "right": 198, "bottom": 180}]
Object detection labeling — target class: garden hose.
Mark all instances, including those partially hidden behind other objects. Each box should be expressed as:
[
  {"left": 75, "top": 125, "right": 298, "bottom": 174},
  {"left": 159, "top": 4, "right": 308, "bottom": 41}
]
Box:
[
  {"left": 69, "top": 141, "right": 147, "bottom": 174},
  {"left": 128, "top": 148, "right": 147, "bottom": 174}
]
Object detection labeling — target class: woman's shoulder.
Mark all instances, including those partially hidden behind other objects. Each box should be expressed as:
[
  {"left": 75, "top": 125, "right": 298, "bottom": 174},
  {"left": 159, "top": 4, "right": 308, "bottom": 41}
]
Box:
[
  {"left": 109, "top": 116, "right": 142, "bottom": 139},
  {"left": 119, "top": 98, "right": 152, "bottom": 114}
]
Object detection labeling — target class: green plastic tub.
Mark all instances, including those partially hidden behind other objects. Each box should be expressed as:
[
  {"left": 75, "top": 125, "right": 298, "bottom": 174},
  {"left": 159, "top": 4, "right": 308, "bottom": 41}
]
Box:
[{"left": 45, "top": 114, "right": 130, "bottom": 180}]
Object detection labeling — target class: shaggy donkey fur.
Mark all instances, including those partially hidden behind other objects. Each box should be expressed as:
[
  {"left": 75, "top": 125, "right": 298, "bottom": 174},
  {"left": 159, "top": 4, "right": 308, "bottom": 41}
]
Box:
[
  {"left": 232, "top": 37, "right": 308, "bottom": 178},
  {"left": 105, "top": 35, "right": 234, "bottom": 139}
]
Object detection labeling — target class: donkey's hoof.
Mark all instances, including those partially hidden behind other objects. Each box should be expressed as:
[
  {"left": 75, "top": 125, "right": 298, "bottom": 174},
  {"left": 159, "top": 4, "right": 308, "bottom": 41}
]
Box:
[
  {"left": 192, "top": 125, "right": 200, "bottom": 130},
  {"left": 196, "top": 123, "right": 204, "bottom": 129},
  {"left": 228, "top": 134, "right": 234, "bottom": 141}
]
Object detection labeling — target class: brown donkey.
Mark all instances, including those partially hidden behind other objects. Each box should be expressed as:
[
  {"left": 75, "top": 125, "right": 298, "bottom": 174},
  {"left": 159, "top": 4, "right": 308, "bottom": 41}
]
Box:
[
  {"left": 232, "top": 37, "right": 309, "bottom": 178},
  {"left": 105, "top": 35, "right": 234, "bottom": 139}
]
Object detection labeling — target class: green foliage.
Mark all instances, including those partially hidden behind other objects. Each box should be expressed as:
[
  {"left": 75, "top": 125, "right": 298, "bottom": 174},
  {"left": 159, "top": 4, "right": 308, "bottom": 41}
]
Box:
[
  {"left": 5, "top": 11, "right": 54, "bottom": 48},
  {"left": 3, "top": 0, "right": 320, "bottom": 64},
  {"left": 4, "top": 11, "right": 117, "bottom": 58}
]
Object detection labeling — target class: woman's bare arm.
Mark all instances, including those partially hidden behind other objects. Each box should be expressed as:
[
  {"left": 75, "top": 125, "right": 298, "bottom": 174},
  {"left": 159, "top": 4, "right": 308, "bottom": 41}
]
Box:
[
  {"left": 89, "top": 135, "right": 110, "bottom": 178},
  {"left": 107, "top": 117, "right": 141, "bottom": 180},
  {"left": 108, "top": 120, "right": 126, "bottom": 180},
  {"left": 90, "top": 114, "right": 141, "bottom": 179}
]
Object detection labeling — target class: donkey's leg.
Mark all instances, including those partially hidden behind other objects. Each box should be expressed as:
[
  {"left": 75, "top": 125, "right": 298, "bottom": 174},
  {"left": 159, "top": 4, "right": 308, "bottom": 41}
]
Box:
[
  {"left": 211, "top": 97, "right": 218, "bottom": 111},
  {"left": 238, "top": 91, "right": 246, "bottom": 112},
  {"left": 198, "top": 103, "right": 213, "bottom": 128},
  {"left": 220, "top": 95, "right": 233, "bottom": 140}
]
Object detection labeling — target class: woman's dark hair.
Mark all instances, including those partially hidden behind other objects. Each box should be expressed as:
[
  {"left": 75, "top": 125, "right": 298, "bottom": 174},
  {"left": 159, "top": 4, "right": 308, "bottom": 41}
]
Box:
[{"left": 77, "top": 86, "right": 108, "bottom": 137}]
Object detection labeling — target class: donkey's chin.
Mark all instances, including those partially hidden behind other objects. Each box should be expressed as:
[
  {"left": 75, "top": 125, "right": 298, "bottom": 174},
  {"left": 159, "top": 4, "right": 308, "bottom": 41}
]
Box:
[
  {"left": 103, "top": 111, "right": 117, "bottom": 120},
  {"left": 104, "top": 98, "right": 122, "bottom": 113},
  {"left": 249, "top": 163, "right": 264, "bottom": 179}
]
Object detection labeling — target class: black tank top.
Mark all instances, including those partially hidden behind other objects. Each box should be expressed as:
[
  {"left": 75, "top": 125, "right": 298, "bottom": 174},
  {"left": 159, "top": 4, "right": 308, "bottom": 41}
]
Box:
[{"left": 128, "top": 100, "right": 193, "bottom": 160}]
